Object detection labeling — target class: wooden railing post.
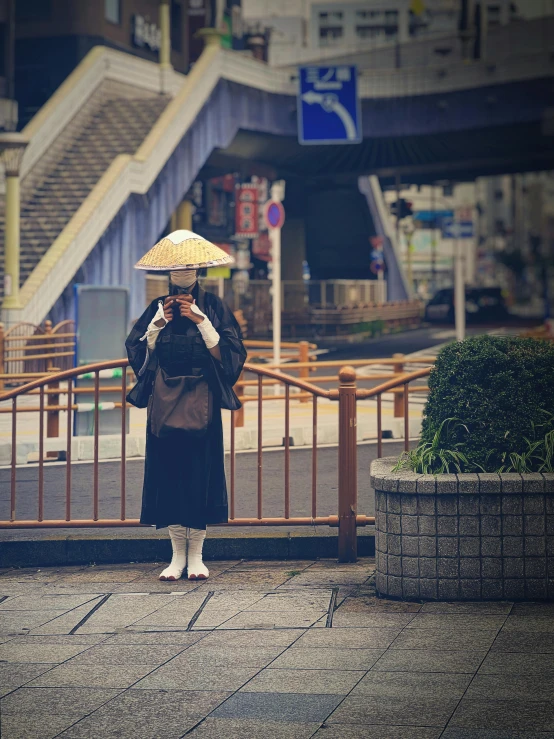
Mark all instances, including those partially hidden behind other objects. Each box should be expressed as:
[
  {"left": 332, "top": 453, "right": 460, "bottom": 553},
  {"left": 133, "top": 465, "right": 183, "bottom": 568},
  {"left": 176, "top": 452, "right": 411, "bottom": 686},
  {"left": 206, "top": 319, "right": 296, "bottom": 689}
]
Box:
[
  {"left": 44, "top": 320, "right": 53, "bottom": 371},
  {"left": 234, "top": 370, "right": 245, "bottom": 428},
  {"left": 393, "top": 353, "right": 404, "bottom": 418},
  {"left": 338, "top": 366, "right": 357, "bottom": 563},
  {"left": 46, "top": 367, "right": 60, "bottom": 442},
  {"left": 299, "top": 341, "right": 309, "bottom": 402},
  {"left": 0, "top": 323, "right": 4, "bottom": 392}
]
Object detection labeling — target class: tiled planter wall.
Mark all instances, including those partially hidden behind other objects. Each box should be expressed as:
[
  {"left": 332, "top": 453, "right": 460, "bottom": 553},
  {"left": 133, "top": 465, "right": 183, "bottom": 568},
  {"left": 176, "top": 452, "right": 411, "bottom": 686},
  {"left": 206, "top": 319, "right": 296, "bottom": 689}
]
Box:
[{"left": 371, "top": 459, "right": 554, "bottom": 601}]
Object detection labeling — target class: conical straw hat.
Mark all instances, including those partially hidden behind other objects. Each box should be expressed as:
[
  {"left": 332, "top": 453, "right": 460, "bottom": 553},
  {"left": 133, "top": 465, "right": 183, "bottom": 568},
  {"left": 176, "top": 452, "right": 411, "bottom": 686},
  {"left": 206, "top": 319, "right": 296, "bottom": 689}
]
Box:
[{"left": 135, "top": 230, "right": 234, "bottom": 271}]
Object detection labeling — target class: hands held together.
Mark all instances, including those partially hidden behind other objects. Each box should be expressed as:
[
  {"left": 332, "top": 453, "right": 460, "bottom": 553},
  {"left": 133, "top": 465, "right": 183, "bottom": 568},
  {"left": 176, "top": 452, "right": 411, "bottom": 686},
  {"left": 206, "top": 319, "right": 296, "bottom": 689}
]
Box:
[{"left": 162, "top": 295, "right": 205, "bottom": 325}]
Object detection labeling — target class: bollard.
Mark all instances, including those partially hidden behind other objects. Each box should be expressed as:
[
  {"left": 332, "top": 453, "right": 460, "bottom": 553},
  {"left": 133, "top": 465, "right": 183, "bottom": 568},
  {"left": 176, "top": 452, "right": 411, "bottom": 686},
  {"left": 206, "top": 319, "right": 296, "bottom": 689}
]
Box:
[
  {"left": 338, "top": 366, "right": 357, "bottom": 563},
  {"left": 393, "top": 352, "right": 405, "bottom": 418}
]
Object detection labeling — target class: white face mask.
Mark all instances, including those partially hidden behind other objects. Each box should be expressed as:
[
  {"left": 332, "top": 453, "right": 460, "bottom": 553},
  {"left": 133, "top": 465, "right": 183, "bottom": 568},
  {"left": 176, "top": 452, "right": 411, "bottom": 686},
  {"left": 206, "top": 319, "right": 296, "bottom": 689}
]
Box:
[{"left": 170, "top": 270, "right": 197, "bottom": 289}]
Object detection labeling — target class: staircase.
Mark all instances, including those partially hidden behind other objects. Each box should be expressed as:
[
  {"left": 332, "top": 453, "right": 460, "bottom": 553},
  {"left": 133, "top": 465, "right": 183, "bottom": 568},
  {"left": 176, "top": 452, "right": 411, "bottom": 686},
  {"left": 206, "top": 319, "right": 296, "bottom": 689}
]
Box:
[{"left": 0, "top": 93, "right": 169, "bottom": 300}]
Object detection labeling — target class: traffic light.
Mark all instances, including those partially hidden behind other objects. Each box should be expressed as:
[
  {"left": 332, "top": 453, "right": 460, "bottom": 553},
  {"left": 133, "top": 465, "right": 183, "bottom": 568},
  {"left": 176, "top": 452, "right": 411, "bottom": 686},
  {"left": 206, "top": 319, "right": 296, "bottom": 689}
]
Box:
[{"left": 390, "top": 199, "right": 413, "bottom": 220}]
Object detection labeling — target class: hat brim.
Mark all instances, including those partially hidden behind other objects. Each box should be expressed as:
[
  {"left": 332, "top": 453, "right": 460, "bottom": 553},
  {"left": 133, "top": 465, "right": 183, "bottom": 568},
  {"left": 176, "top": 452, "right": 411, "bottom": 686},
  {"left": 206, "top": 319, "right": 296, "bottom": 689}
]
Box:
[{"left": 135, "top": 236, "right": 234, "bottom": 271}]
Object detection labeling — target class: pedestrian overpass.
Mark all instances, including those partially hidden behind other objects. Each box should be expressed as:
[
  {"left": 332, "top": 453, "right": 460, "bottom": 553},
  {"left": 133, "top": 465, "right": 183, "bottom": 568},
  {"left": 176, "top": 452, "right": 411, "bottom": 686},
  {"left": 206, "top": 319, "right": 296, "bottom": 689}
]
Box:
[{"left": 1, "top": 20, "right": 553, "bottom": 326}]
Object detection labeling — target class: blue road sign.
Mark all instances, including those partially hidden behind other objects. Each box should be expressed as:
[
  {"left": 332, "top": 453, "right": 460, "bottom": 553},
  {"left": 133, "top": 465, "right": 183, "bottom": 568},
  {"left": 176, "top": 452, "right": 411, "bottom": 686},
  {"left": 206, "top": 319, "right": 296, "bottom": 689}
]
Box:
[
  {"left": 298, "top": 65, "right": 361, "bottom": 145},
  {"left": 441, "top": 219, "right": 474, "bottom": 239}
]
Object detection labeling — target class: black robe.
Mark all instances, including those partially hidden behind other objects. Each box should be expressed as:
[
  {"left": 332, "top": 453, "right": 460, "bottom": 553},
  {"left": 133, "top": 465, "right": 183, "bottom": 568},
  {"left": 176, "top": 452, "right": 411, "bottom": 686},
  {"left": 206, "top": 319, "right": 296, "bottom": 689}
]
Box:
[{"left": 125, "top": 286, "right": 246, "bottom": 529}]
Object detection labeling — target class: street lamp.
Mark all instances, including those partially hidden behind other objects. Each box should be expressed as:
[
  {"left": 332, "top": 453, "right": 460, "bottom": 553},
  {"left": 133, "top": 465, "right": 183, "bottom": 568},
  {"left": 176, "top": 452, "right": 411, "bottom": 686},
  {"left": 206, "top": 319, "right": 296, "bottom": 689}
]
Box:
[{"left": 0, "top": 132, "right": 29, "bottom": 313}]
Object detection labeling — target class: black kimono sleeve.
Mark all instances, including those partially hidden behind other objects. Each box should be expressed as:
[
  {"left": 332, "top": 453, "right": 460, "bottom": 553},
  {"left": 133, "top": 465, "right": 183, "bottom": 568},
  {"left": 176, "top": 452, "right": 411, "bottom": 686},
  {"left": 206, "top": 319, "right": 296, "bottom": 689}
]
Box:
[
  {"left": 204, "top": 292, "right": 247, "bottom": 411},
  {"left": 125, "top": 298, "right": 162, "bottom": 408}
]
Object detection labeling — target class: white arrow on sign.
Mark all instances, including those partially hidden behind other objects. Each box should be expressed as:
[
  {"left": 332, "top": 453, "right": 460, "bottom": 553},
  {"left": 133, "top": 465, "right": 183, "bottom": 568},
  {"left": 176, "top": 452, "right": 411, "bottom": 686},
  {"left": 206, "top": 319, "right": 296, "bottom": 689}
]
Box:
[{"left": 302, "top": 90, "right": 357, "bottom": 141}]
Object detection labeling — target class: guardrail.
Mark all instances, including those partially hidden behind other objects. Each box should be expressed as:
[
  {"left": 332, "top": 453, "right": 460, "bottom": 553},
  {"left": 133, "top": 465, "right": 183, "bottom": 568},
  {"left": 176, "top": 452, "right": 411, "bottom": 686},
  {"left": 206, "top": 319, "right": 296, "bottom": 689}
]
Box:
[
  {"left": 0, "top": 320, "right": 76, "bottom": 391},
  {"left": 0, "top": 360, "right": 431, "bottom": 560}
]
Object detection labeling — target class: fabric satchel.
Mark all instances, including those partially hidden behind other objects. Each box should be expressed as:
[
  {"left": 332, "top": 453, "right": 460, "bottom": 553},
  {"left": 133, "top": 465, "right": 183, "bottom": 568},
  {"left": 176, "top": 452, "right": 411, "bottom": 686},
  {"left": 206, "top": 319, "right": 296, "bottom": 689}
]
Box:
[{"left": 150, "top": 369, "right": 213, "bottom": 438}]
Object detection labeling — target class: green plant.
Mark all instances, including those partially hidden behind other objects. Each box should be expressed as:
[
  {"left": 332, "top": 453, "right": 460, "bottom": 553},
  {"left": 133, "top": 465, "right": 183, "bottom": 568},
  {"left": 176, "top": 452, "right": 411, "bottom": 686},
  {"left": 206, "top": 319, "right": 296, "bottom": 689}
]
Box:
[
  {"left": 394, "top": 418, "right": 474, "bottom": 474},
  {"left": 419, "top": 336, "right": 554, "bottom": 472}
]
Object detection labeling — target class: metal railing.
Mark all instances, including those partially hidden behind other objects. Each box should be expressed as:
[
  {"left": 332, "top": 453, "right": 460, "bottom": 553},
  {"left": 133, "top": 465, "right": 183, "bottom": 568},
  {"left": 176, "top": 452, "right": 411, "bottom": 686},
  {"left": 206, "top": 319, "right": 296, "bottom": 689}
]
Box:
[
  {"left": 0, "top": 360, "right": 431, "bottom": 560},
  {"left": 0, "top": 320, "right": 76, "bottom": 390}
]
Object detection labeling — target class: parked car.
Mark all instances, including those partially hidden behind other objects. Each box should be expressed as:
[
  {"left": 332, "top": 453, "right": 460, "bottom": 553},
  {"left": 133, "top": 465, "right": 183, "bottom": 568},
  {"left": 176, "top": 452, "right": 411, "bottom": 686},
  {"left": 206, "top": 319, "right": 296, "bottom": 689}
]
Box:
[{"left": 424, "top": 287, "right": 509, "bottom": 323}]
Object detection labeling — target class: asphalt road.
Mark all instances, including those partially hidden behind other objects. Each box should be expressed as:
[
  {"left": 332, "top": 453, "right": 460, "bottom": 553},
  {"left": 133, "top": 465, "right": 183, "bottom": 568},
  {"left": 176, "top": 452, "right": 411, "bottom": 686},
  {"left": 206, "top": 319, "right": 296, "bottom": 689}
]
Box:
[{"left": 0, "top": 441, "right": 407, "bottom": 525}]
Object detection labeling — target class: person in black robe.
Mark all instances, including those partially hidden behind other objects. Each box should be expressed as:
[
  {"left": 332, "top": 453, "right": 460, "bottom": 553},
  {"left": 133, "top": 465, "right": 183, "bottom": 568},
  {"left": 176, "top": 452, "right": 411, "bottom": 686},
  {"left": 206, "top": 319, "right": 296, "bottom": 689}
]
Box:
[{"left": 126, "top": 231, "right": 246, "bottom": 581}]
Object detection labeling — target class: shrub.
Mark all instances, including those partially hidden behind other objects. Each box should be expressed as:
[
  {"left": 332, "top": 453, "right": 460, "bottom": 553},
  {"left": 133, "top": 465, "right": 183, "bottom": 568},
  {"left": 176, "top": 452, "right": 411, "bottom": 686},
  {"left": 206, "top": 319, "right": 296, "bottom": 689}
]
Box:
[{"left": 418, "top": 335, "right": 554, "bottom": 472}]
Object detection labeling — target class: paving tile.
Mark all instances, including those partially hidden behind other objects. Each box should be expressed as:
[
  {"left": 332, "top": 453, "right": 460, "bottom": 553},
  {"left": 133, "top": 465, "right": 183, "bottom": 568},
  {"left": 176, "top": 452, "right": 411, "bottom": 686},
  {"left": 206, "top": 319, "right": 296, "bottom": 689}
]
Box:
[
  {"left": 29, "top": 599, "right": 105, "bottom": 635},
  {"left": 502, "top": 617, "right": 554, "bottom": 633},
  {"left": 373, "top": 649, "right": 486, "bottom": 674},
  {"left": 331, "top": 612, "right": 415, "bottom": 628},
  {"left": 352, "top": 671, "right": 471, "bottom": 699},
  {"left": 279, "top": 572, "right": 370, "bottom": 587},
  {"left": 240, "top": 667, "right": 364, "bottom": 695},
  {"left": 192, "top": 608, "right": 245, "bottom": 629},
  {"left": 81, "top": 594, "right": 178, "bottom": 629},
  {"left": 0, "top": 610, "right": 70, "bottom": 634},
  {"left": 6, "top": 634, "right": 108, "bottom": 646},
  {"left": 511, "top": 603, "right": 554, "bottom": 616},
  {"left": 339, "top": 596, "right": 421, "bottom": 614},
  {"left": 211, "top": 691, "right": 343, "bottom": 722},
  {"left": 407, "top": 615, "right": 506, "bottom": 631},
  {"left": 58, "top": 568, "right": 148, "bottom": 583},
  {"left": 66, "top": 644, "right": 187, "bottom": 666},
  {"left": 55, "top": 689, "right": 230, "bottom": 739},
  {"left": 103, "top": 631, "right": 203, "bottom": 646},
  {"left": 185, "top": 718, "right": 320, "bottom": 738},
  {"left": 442, "top": 729, "right": 554, "bottom": 738},
  {"left": 25, "top": 663, "right": 153, "bottom": 688},
  {"left": 244, "top": 593, "right": 331, "bottom": 611},
  {"left": 478, "top": 652, "right": 554, "bottom": 675},
  {"left": 491, "top": 631, "right": 554, "bottom": 653},
  {"left": 450, "top": 699, "right": 554, "bottom": 731},
  {"left": 466, "top": 674, "right": 554, "bottom": 701},
  {"left": 198, "top": 629, "right": 306, "bottom": 648},
  {"left": 0, "top": 686, "right": 122, "bottom": 714},
  {"left": 271, "top": 647, "right": 384, "bottom": 670},
  {"left": 420, "top": 602, "right": 513, "bottom": 615},
  {"left": 231, "top": 560, "right": 314, "bottom": 571},
  {"left": 0, "top": 642, "right": 92, "bottom": 663},
  {"left": 0, "top": 714, "right": 79, "bottom": 739},
  {"left": 391, "top": 629, "right": 497, "bottom": 651},
  {"left": 327, "top": 694, "right": 458, "bottom": 727},
  {"left": 176, "top": 645, "right": 285, "bottom": 668},
  {"left": 0, "top": 594, "right": 97, "bottom": 611},
  {"left": 295, "top": 627, "right": 400, "bottom": 649},
  {"left": 213, "top": 610, "right": 326, "bottom": 629},
  {"left": 312, "top": 726, "right": 442, "bottom": 738},
  {"left": 0, "top": 663, "right": 58, "bottom": 697},
  {"left": 208, "top": 572, "right": 293, "bottom": 588},
  {"left": 133, "top": 663, "right": 259, "bottom": 691}
]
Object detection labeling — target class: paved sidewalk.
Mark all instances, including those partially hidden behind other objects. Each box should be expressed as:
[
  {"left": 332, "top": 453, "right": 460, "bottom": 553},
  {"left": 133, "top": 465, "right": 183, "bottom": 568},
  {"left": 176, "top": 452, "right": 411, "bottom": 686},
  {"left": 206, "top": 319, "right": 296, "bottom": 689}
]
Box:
[{"left": 1, "top": 559, "right": 553, "bottom": 738}]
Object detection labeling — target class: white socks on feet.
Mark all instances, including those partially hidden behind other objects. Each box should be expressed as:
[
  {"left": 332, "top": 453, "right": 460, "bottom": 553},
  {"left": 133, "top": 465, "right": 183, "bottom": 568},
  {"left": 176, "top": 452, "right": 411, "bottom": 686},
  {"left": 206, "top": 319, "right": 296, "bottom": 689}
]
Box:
[
  {"left": 187, "top": 528, "right": 209, "bottom": 580},
  {"left": 159, "top": 524, "right": 187, "bottom": 581}
]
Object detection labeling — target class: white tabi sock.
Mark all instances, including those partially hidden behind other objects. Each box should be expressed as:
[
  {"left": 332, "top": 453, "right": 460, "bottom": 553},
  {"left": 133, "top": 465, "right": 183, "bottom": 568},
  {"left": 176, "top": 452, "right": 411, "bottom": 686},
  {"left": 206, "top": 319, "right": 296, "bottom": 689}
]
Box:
[
  {"left": 159, "top": 525, "right": 187, "bottom": 581},
  {"left": 187, "top": 528, "right": 209, "bottom": 580}
]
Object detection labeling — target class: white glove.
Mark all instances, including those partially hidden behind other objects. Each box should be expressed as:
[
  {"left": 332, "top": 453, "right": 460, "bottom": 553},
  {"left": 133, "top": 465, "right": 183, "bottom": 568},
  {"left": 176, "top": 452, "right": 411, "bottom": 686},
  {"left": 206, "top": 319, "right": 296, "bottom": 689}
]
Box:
[
  {"left": 141, "top": 300, "right": 167, "bottom": 352},
  {"left": 191, "top": 302, "right": 220, "bottom": 349}
]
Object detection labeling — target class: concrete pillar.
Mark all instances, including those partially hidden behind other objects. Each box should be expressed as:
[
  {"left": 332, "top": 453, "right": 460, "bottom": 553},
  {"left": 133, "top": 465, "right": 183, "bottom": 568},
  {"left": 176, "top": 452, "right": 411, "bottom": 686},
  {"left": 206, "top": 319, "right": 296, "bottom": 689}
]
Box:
[
  {"left": 159, "top": 0, "right": 172, "bottom": 70},
  {"left": 0, "top": 133, "right": 29, "bottom": 313},
  {"left": 176, "top": 200, "right": 193, "bottom": 230}
]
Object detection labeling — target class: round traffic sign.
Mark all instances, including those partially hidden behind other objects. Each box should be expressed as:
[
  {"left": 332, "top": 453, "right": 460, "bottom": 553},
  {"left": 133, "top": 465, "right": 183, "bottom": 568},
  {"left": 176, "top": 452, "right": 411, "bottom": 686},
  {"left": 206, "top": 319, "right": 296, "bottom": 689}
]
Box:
[
  {"left": 264, "top": 200, "right": 285, "bottom": 230},
  {"left": 370, "top": 260, "right": 384, "bottom": 275}
]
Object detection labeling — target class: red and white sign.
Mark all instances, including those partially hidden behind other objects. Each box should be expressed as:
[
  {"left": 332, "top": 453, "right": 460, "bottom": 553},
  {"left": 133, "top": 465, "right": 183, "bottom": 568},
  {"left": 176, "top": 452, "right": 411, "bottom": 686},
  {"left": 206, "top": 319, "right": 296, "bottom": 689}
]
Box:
[{"left": 235, "top": 184, "right": 259, "bottom": 237}]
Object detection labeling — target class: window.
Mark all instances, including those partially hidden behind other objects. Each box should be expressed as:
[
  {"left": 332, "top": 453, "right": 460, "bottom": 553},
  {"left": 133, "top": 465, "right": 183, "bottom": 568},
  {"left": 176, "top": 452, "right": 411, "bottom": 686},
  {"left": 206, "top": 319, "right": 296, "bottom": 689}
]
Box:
[
  {"left": 105, "top": 0, "right": 121, "bottom": 25},
  {"left": 319, "top": 26, "right": 343, "bottom": 46},
  {"left": 318, "top": 10, "right": 343, "bottom": 24},
  {"left": 171, "top": 1, "right": 182, "bottom": 52}
]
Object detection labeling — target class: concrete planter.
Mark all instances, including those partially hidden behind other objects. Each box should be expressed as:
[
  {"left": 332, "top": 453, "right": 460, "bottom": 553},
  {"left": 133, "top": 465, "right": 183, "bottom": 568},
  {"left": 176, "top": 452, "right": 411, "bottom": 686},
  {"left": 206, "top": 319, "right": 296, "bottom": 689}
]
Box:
[{"left": 371, "top": 458, "right": 554, "bottom": 601}]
